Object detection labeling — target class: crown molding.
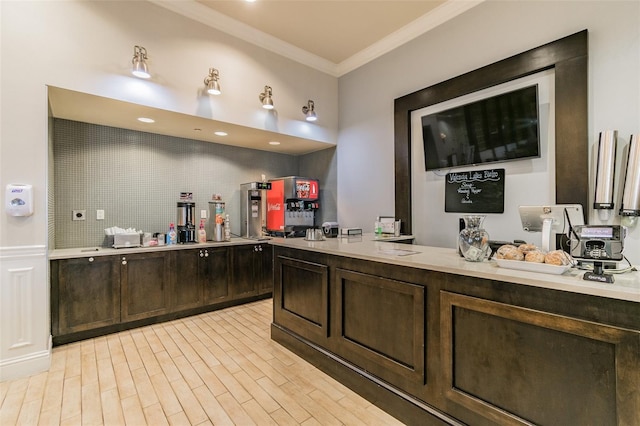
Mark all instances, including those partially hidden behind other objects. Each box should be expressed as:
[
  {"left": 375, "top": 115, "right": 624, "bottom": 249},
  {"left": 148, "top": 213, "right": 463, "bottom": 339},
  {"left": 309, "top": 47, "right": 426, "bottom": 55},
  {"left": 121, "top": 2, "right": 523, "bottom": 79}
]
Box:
[
  {"left": 336, "top": 0, "right": 485, "bottom": 76},
  {"left": 148, "top": 0, "right": 339, "bottom": 76},
  {"left": 149, "top": 0, "right": 484, "bottom": 78}
]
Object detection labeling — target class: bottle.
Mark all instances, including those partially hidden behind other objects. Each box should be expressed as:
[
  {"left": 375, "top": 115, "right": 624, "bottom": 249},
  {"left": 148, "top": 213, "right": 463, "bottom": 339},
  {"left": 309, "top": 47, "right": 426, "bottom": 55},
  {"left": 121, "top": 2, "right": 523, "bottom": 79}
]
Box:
[
  {"left": 224, "top": 214, "right": 231, "bottom": 241},
  {"left": 198, "top": 220, "right": 207, "bottom": 243},
  {"left": 167, "top": 222, "right": 177, "bottom": 245}
]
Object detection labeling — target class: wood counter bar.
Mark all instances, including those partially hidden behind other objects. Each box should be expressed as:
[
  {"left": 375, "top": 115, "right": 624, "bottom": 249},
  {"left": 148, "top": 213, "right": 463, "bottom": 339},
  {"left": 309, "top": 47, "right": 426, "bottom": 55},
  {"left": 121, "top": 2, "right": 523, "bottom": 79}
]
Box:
[{"left": 270, "top": 237, "right": 640, "bottom": 426}]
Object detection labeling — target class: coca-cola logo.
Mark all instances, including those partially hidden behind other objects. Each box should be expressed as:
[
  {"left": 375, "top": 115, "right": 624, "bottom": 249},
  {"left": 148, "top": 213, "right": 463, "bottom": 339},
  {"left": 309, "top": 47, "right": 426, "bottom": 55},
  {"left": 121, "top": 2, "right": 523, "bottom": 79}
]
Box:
[{"left": 268, "top": 203, "right": 281, "bottom": 211}]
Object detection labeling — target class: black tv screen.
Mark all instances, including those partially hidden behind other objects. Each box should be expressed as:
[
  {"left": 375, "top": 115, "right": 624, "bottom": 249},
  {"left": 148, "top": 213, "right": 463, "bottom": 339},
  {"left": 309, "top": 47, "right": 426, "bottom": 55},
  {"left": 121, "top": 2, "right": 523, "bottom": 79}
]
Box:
[{"left": 421, "top": 85, "right": 540, "bottom": 171}]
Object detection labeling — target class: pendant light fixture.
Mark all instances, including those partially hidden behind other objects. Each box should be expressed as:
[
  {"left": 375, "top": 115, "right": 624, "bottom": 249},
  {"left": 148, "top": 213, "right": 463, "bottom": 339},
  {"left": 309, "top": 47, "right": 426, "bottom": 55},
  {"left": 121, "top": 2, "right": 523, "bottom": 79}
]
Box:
[
  {"left": 302, "top": 100, "right": 317, "bottom": 121},
  {"left": 131, "top": 45, "right": 150, "bottom": 79},
  {"left": 259, "top": 86, "right": 274, "bottom": 109},
  {"left": 204, "top": 68, "right": 221, "bottom": 95}
]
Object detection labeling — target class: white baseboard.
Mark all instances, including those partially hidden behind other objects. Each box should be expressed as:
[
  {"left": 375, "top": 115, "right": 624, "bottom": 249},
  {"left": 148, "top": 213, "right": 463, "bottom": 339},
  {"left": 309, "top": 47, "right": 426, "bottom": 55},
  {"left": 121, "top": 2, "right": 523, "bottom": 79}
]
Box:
[{"left": 0, "top": 344, "right": 51, "bottom": 382}]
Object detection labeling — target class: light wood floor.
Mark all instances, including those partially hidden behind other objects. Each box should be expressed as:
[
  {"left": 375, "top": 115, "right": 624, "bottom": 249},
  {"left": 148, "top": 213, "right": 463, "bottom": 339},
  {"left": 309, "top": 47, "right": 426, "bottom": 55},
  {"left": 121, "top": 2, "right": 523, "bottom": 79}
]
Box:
[{"left": 0, "top": 298, "right": 404, "bottom": 425}]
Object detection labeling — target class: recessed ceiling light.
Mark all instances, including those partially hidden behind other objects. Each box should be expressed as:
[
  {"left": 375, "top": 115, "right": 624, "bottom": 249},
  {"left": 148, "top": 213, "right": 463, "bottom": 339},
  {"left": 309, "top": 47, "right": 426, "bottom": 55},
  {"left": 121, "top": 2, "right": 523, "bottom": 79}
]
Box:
[
  {"left": 214, "top": 131, "right": 228, "bottom": 136},
  {"left": 193, "top": 128, "right": 202, "bottom": 132},
  {"left": 269, "top": 141, "right": 280, "bottom": 145},
  {"left": 137, "top": 117, "right": 155, "bottom": 123}
]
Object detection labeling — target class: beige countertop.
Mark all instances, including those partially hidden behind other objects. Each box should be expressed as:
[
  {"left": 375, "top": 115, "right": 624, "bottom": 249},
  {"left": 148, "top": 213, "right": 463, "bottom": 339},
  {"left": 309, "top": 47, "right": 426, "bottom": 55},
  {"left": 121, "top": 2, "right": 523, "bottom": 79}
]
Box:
[
  {"left": 270, "top": 236, "right": 640, "bottom": 303},
  {"left": 48, "top": 237, "right": 269, "bottom": 260}
]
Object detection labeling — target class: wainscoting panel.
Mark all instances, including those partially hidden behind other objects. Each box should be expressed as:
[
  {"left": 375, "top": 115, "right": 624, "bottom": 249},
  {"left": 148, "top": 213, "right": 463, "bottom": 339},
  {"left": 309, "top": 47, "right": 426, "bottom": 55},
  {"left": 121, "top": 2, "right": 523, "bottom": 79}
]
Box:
[{"left": 0, "top": 246, "right": 51, "bottom": 381}]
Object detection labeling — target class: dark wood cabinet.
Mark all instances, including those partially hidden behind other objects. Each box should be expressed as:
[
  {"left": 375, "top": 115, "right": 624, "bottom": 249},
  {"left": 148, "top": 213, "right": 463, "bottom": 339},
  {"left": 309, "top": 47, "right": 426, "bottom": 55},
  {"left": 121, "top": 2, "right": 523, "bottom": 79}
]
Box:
[
  {"left": 202, "top": 246, "right": 230, "bottom": 304},
  {"left": 120, "top": 252, "right": 171, "bottom": 322},
  {"left": 231, "top": 243, "right": 272, "bottom": 298},
  {"left": 172, "top": 247, "right": 231, "bottom": 310},
  {"left": 271, "top": 246, "right": 640, "bottom": 426},
  {"left": 257, "top": 243, "right": 273, "bottom": 294},
  {"left": 172, "top": 249, "right": 204, "bottom": 311},
  {"left": 274, "top": 255, "right": 329, "bottom": 344},
  {"left": 51, "top": 242, "right": 271, "bottom": 345},
  {"left": 334, "top": 268, "right": 426, "bottom": 396},
  {"left": 51, "top": 255, "right": 120, "bottom": 335},
  {"left": 440, "top": 291, "right": 640, "bottom": 426}
]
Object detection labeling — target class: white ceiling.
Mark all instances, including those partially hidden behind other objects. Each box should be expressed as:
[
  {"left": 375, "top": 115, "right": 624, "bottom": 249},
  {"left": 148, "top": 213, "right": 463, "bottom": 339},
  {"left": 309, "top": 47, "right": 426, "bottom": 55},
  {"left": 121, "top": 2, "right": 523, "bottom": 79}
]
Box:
[{"left": 151, "top": 0, "right": 483, "bottom": 77}]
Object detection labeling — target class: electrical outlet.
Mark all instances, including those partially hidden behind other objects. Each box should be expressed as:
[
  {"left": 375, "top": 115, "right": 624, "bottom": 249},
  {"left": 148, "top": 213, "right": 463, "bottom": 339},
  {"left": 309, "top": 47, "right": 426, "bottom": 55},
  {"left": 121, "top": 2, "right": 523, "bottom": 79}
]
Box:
[
  {"left": 200, "top": 209, "right": 207, "bottom": 219},
  {"left": 97, "top": 209, "right": 105, "bottom": 220},
  {"left": 72, "top": 210, "right": 86, "bottom": 221}
]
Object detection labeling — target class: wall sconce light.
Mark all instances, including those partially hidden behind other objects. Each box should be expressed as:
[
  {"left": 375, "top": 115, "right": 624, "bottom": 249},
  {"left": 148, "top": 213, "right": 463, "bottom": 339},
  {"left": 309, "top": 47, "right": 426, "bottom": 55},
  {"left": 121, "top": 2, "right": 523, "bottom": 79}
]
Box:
[
  {"left": 259, "top": 86, "right": 274, "bottom": 109},
  {"left": 204, "top": 68, "right": 221, "bottom": 95},
  {"left": 302, "top": 100, "right": 317, "bottom": 122},
  {"left": 131, "top": 45, "right": 150, "bottom": 79}
]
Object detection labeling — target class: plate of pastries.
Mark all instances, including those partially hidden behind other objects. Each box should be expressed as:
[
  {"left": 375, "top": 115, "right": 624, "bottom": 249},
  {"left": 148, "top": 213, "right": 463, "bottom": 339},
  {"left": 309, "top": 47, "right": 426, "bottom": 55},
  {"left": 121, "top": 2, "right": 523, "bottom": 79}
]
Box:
[{"left": 494, "top": 243, "right": 574, "bottom": 275}]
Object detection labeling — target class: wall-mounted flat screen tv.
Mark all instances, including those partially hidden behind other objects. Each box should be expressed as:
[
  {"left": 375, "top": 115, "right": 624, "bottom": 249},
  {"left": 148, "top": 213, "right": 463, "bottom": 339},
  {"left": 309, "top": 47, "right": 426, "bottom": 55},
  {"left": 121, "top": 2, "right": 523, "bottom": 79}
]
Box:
[{"left": 421, "top": 85, "right": 540, "bottom": 171}]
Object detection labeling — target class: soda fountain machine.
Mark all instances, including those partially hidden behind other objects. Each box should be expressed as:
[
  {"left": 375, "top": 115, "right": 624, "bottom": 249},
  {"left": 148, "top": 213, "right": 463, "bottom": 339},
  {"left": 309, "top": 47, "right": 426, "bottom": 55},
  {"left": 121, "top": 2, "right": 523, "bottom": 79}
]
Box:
[{"left": 266, "top": 176, "right": 320, "bottom": 237}]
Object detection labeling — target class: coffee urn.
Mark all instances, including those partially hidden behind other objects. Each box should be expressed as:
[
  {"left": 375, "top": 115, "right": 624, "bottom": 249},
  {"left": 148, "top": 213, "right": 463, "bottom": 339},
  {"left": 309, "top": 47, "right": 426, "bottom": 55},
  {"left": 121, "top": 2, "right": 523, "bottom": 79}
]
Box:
[
  {"left": 207, "top": 196, "right": 226, "bottom": 242},
  {"left": 176, "top": 201, "right": 196, "bottom": 243}
]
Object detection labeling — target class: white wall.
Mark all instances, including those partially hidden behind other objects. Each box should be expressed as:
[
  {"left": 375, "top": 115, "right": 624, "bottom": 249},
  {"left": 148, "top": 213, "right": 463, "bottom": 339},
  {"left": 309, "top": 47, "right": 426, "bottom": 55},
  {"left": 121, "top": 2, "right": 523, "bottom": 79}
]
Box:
[
  {"left": 0, "top": 0, "right": 338, "bottom": 380},
  {"left": 337, "top": 0, "right": 640, "bottom": 265}
]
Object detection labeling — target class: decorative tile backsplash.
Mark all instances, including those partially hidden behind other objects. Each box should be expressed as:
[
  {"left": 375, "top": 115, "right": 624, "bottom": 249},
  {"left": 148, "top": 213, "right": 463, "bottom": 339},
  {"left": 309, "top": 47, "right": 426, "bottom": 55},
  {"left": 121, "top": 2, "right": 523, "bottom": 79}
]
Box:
[{"left": 53, "top": 119, "right": 309, "bottom": 248}]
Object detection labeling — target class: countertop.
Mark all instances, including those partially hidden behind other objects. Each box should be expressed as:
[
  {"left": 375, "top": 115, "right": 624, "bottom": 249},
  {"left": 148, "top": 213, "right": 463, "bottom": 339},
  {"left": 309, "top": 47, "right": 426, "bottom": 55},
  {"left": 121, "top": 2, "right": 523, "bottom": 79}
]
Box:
[
  {"left": 270, "top": 236, "right": 640, "bottom": 303},
  {"left": 48, "top": 237, "right": 271, "bottom": 260}
]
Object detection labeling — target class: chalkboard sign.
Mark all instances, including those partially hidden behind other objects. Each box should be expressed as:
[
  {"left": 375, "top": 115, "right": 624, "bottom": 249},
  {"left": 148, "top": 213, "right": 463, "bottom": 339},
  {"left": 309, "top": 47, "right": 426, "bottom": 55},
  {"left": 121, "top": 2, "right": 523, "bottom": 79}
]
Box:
[{"left": 445, "top": 168, "right": 505, "bottom": 213}]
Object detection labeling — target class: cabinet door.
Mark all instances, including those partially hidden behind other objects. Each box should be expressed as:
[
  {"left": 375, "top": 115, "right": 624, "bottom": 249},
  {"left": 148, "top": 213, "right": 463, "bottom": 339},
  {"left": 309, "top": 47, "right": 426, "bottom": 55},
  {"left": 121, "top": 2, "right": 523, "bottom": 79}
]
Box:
[
  {"left": 53, "top": 256, "right": 120, "bottom": 335},
  {"left": 202, "top": 246, "right": 230, "bottom": 304},
  {"left": 231, "top": 245, "right": 259, "bottom": 298},
  {"left": 121, "top": 252, "right": 171, "bottom": 322},
  {"left": 257, "top": 244, "right": 273, "bottom": 294},
  {"left": 440, "top": 291, "right": 640, "bottom": 425},
  {"left": 172, "top": 249, "right": 203, "bottom": 311}
]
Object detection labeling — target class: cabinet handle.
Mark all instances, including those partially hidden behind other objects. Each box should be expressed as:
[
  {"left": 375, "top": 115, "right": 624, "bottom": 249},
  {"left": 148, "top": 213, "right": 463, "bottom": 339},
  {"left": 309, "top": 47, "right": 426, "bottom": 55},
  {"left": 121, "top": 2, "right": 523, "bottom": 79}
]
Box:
[
  {"left": 122, "top": 260, "right": 127, "bottom": 265},
  {"left": 204, "top": 251, "right": 209, "bottom": 257},
  {"left": 88, "top": 257, "right": 94, "bottom": 262},
  {"left": 259, "top": 246, "right": 263, "bottom": 252},
  {"left": 200, "top": 251, "right": 204, "bottom": 257}
]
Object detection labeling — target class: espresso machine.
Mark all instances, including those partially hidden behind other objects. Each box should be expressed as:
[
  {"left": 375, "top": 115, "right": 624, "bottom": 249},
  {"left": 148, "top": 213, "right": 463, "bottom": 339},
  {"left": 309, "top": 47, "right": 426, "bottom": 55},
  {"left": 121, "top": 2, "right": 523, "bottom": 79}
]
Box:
[
  {"left": 240, "top": 182, "right": 271, "bottom": 238},
  {"left": 176, "top": 200, "right": 196, "bottom": 243},
  {"left": 266, "top": 176, "right": 319, "bottom": 237}
]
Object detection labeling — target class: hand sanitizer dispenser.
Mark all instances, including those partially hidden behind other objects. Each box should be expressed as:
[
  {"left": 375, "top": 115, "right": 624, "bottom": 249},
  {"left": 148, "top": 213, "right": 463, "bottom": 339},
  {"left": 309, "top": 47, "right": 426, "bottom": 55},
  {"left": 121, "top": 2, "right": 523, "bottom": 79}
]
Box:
[{"left": 6, "top": 184, "right": 34, "bottom": 216}]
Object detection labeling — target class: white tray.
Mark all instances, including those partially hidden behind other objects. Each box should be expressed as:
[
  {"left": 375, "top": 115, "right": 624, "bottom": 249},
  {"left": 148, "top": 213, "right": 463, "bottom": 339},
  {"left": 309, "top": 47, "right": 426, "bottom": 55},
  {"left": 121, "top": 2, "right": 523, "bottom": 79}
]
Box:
[{"left": 495, "top": 258, "right": 572, "bottom": 275}]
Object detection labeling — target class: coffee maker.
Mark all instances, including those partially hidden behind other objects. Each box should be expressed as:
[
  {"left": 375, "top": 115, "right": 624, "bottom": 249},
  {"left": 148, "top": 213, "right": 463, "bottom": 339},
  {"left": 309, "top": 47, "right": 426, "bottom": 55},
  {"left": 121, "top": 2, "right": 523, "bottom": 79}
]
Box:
[
  {"left": 176, "top": 201, "right": 196, "bottom": 243},
  {"left": 266, "top": 176, "right": 319, "bottom": 237}
]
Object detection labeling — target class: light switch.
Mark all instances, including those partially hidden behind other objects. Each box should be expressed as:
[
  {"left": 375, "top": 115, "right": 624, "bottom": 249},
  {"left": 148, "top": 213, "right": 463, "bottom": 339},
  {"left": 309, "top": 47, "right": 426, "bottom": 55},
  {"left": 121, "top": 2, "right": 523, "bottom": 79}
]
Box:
[
  {"left": 97, "top": 209, "right": 105, "bottom": 220},
  {"left": 200, "top": 209, "right": 207, "bottom": 219}
]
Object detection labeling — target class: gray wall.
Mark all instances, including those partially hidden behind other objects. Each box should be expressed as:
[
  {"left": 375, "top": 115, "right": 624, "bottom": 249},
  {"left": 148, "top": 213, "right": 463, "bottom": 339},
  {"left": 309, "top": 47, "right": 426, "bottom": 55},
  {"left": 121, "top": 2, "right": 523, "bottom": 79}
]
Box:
[
  {"left": 53, "top": 119, "right": 334, "bottom": 248},
  {"left": 337, "top": 0, "right": 640, "bottom": 265}
]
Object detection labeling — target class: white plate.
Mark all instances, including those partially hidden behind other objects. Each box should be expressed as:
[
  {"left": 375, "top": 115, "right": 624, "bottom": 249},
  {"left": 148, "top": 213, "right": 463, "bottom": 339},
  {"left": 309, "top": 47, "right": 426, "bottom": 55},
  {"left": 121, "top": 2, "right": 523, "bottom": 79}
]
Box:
[{"left": 495, "top": 258, "right": 572, "bottom": 275}]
